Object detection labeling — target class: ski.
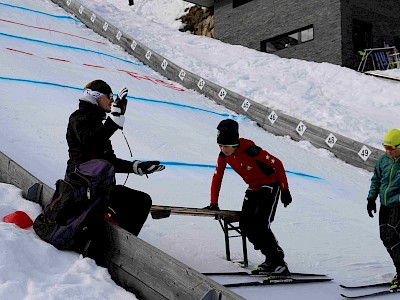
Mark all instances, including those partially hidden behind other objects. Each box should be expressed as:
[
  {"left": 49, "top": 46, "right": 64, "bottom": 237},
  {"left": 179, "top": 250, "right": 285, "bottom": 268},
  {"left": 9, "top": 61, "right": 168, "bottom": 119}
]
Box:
[
  {"left": 340, "top": 282, "right": 390, "bottom": 289},
  {"left": 223, "top": 276, "right": 332, "bottom": 287},
  {"left": 204, "top": 271, "right": 328, "bottom": 277},
  {"left": 341, "top": 289, "right": 398, "bottom": 299}
]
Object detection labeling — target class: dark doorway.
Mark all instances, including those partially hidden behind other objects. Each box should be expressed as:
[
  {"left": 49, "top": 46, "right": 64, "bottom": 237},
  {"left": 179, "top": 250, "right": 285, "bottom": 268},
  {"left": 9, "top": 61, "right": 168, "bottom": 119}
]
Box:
[{"left": 352, "top": 19, "right": 372, "bottom": 53}]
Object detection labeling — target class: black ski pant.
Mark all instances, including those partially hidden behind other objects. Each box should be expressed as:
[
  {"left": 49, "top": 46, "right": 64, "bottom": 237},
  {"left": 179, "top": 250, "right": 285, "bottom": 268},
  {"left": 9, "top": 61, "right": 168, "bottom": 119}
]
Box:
[
  {"left": 86, "top": 185, "right": 151, "bottom": 266},
  {"left": 239, "top": 182, "right": 285, "bottom": 264},
  {"left": 108, "top": 185, "right": 152, "bottom": 236},
  {"left": 379, "top": 205, "right": 400, "bottom": 274}
]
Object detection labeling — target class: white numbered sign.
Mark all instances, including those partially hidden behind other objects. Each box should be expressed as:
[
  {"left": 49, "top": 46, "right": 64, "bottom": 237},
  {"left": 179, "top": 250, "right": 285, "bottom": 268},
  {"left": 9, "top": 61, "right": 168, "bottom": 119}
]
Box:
[
  {"left": 116, "top": 31, "right": 122, "bottom": 41},
  {"left": 241, "top": 99, "right": 251, "bottom": 112},
  {"left": 145, "top": 50, "right": 152, "bottom": 60},
  {"left": 103, "top": 22, "right": 109, "bottom": 32},
  {"left": 130, "top": 40, "right": 137, "bottom": 51},
  {"left": 90, "top": 14, "right": 96, "bottom": 23},
  {"left": 296, "top": 121, "right": 307, "bottom": 136},
  {"left": 66, "top": 0, "right": 72, "bottom": 6},
  {"left": 161, "top": 59, "right": 168, "bottom": 70},
  {"left": 79, "top": 5, "right": 84, "bottom": 14},
  {"left": 268, "top": 111, "right": 278, "bottom": 125},
  {"left": 179, "top": 70, "right": 186, "bottom": 81},
  {"left": 218, "top": 88, "right": 227, "bottom": 100},
  {"left": 358, "top": 145, "right": 372, "bottom": 161},
  {"left": 325, "top": 133, "right": 337, "bottom": 148},
  {"left": 197, "top": 78, "right": 205, "bottom": 90}
]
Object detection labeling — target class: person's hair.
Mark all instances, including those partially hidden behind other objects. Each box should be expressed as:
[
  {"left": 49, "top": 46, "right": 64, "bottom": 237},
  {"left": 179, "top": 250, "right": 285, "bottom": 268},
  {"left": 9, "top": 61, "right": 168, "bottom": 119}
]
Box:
[{"left": 84, "top": 80, "right": 112, "bottom": 95}]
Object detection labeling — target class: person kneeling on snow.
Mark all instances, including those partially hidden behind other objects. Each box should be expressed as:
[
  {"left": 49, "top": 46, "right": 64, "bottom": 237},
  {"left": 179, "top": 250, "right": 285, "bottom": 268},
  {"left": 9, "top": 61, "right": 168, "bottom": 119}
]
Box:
[
  {"left": 66, "top": 80, "right": 165, "bottom": 261},
  {"left": 367, "top": 128, "right": 400, "bottom": 291},
  {"left": 204, "top": 119, "right": 292, "bottom": 275}
]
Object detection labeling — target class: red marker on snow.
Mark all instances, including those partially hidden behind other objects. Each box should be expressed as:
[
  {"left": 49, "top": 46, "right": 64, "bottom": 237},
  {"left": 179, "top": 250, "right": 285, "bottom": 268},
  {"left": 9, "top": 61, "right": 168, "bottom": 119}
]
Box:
[{"left": 2, "top": 211, "right": 33, "bottom": 229}]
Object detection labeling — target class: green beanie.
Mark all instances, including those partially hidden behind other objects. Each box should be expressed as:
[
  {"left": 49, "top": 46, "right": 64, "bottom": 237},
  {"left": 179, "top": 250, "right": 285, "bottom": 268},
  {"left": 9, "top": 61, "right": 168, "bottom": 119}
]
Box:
[{"left": 383, "top": 129, "right": 400, "bottom": 147}]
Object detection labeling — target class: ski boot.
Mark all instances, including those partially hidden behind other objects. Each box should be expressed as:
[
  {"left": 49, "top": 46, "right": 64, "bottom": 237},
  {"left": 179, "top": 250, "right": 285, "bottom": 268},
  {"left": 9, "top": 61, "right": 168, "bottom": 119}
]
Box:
[
  {"left": 390, "top": 274, "right": 398, "bottom": 291},
  {"left": 252, "top": 260, "right": 290, "bottom": 276}
]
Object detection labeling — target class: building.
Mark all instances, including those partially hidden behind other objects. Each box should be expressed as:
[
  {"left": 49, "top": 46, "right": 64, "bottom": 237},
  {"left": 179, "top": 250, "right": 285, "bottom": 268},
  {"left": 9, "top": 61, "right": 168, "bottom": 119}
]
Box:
[{"left": 211, "top": 0, "right": 400, "bottom": 69}]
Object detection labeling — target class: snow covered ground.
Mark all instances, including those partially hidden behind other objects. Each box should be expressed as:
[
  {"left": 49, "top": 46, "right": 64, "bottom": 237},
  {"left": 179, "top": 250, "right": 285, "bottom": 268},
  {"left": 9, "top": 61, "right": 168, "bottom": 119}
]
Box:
[{"left": 1, "top": 0, "right": 400, "bottom": 299}]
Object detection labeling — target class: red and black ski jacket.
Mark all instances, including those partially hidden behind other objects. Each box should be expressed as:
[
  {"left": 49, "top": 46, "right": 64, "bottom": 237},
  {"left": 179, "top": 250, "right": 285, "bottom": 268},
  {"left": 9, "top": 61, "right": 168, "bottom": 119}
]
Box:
[{"left": 211, "top": 138, "right": 289, "bottom": 204}]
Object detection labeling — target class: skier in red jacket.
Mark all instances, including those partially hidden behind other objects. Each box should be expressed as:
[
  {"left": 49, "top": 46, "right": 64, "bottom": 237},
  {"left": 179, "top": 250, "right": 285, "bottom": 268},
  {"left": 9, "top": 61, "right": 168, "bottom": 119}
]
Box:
[{"left": 204, "top": 119, "right": 292, "bottom": 275}]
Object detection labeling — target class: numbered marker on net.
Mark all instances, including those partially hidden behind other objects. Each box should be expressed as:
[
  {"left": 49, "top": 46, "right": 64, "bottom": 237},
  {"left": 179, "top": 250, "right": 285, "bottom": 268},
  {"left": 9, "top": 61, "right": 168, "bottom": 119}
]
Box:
[
  {"left": 296, "top": 122, "right": 307, "bottom": 136},
  {"left": 66, "top": 0, "right": 72, "bottom": 6},
  {"left": 79, "top": 5, "right": 84, "bottom": 14},
  {"left": 179, "top": 70, "right": 186, "bottom": 81},
  {"left": 161, "top": 59, "right": 168, "bottom": 70},
  {"left": 268, "top": 111, "right": 278, "bottom": 124},
  {"left": 241, "top": 99, "right": 251, "bottom": 112},
  {"left": 358, "top": 145, "right": 372, "bottom": 161},
  {"left": 103, "top": 22, "right": 109, "bottom": 32},
  {"left": 197, "top": 78, "right": 205, "bottom": 90},
  {"left": 130, "top": 40, "right": 137, "bottom": 51},
  {"left": 145, "top": 50, "right": 152, "bottom": 60},
  {"left": 90, "top": 14, "right": 96, "bottom": 23},
  {"left": 325, "top": 133, "right": 337, "bottom": 148},
  {"left": 218, "top": 88, "right": 227, "bottom": 100},
  {"left": 116, "top": 31, "right": 122, "bottom": 41}
]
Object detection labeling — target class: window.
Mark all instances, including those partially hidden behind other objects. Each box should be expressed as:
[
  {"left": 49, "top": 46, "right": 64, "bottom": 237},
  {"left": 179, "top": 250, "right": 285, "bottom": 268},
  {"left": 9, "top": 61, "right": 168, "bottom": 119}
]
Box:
[
  {"left": 260, "top": 25, "right": 314, "bottom": 53},
  {"left": 233, "top": 0, "right": 253, "bottom": 8}
]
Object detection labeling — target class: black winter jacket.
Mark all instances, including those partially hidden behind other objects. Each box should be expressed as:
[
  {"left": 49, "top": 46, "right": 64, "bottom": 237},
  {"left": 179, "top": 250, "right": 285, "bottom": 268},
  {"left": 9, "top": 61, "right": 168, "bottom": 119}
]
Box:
[{"left": 66, "top": 101, "right": 133, "bottom": 174}]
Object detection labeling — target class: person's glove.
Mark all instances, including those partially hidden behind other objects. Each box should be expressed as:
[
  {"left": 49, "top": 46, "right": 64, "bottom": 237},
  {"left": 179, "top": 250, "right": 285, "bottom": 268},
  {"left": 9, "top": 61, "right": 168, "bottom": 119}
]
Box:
[
  {"left": 281, "top": 189, "right": 292, "bottom": 207},
  {"left": 367, "top": 200, "right": 376, "bottom": 218},
  {"left": 110, "top": 87, "right": 128, "bottom": 129},
  {"left": 203, "top": 203, "right": 220, "bottom": 211},
  {"left": 132, "top": 160, "right": 165, "bottom": 175}
]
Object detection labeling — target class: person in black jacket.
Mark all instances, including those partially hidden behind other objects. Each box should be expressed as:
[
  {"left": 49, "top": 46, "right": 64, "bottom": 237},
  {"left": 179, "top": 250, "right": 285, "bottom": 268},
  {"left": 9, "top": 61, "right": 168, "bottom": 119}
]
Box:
[{"left": 66, "top": 79, "right": 165, "bottom": 239}]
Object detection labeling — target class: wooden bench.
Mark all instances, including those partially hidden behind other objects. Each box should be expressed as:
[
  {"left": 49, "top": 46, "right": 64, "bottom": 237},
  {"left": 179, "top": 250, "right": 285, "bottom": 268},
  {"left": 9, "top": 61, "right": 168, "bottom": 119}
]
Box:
[{"left": 150, "top": 205, "right": 248, "bottom": 267}]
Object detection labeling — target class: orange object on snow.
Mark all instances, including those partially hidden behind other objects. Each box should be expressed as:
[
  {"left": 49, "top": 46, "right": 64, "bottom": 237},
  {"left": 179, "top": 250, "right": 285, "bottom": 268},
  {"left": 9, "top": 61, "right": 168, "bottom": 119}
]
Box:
[{"left": 2, "top": 211, "right": 33, "bottom": 229}]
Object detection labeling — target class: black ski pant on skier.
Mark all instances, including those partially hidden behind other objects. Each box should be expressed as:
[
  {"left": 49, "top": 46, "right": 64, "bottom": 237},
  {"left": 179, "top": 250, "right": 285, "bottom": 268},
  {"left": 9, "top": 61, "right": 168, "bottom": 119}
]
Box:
[
  {"left": 380, "top": 205, "right": 400, "bottom": 275},
  {"left": 86, "top": 185, "right": 152, "bottom": 266},
  {"left": 108, "top": 185, "right": 152, "bottom": 235},
  {"left": 239, "top": 182, "right": 286, "bottom": 268}
]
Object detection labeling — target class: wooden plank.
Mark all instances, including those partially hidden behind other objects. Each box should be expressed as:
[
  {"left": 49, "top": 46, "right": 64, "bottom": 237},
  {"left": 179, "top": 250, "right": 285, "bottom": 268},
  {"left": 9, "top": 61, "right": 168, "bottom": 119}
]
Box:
[
  {"left": 106, "top": 223, "right": 245, "bottom": 300},
  {"left": 150, "top": 205, "right": 241, "bottom": 220},
  {"left": 365, "top": 70, "right": 400, "bottom": 82}
]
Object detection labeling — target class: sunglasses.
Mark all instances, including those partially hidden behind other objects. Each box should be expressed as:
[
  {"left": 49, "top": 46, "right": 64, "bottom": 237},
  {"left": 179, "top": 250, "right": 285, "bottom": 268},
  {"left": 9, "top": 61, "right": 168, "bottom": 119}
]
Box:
[{"left": 383, "top": 144, "right": 400, "bottom": 151}]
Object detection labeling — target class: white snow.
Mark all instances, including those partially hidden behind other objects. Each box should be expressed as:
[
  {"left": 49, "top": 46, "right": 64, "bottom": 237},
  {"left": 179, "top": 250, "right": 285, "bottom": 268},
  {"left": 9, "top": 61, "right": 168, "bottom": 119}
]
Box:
[{"left": 0, "top": 0, "right": 399, "bottom": 299}]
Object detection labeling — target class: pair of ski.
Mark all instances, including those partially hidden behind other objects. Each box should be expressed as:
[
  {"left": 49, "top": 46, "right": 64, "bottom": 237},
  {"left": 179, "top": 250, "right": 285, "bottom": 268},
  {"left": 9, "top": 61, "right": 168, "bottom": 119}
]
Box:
[
  {"left": 340, "top": 281, "right": 399, "bottom": 299},
  {"left": 203, "top": 270, "right": 332, "bottom": 287}
]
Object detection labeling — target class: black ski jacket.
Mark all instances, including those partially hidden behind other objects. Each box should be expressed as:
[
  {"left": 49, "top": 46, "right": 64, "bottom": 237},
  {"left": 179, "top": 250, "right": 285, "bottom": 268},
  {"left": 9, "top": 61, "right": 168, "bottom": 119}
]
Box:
[{"left": 65, "top": 101, "right": 133, "bottom": 174}]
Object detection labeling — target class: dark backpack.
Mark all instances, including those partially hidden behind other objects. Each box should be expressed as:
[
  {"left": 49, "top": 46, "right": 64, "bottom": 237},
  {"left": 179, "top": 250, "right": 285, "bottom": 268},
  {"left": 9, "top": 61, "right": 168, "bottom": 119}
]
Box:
[{"left": 33, "top": 159, "right": 115, "bottom": 253}]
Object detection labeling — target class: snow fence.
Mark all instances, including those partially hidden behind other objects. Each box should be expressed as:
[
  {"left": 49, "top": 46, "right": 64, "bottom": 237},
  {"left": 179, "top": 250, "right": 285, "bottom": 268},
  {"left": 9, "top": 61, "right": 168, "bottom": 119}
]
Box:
[{"left": 49, "top": 0, "right": 385, "bottom": 172}]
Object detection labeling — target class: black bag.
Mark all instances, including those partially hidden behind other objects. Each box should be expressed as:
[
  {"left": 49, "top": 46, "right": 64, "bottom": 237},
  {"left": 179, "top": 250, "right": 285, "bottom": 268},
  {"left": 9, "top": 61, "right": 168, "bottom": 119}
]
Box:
[{"left": 33, "top": 159, "right": 115, "bottom": 253}]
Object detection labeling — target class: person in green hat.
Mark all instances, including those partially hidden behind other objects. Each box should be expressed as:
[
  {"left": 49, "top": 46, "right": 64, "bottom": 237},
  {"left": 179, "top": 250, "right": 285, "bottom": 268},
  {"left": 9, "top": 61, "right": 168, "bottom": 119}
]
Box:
[{"left": 367, "top": 128, "right": 400, "bottom": 291}]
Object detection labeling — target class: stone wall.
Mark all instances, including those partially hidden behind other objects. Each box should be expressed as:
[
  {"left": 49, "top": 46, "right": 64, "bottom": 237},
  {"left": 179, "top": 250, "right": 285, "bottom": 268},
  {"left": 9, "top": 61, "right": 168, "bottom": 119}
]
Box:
[{"left": 179, "top": 6, "right": 214, "bottom": 38}]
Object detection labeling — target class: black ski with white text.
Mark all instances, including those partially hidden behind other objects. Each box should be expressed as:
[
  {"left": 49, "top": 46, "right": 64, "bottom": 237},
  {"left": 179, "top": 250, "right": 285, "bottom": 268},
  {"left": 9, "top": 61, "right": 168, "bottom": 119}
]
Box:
[
  {"left": 204, "top": 270, "right": 328, "bottom": 277},
  {"left": 340, "top": 281, "right": 399, "bottom": 299},
  {"left": 223, "top": 276, "right": 332, "bottom": 287}
]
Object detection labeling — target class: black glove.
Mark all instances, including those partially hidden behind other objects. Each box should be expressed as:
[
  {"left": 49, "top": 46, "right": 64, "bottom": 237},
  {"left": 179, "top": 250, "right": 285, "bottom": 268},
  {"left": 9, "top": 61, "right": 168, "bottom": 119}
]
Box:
[
  {"left": 110, "top": 87, "right": 128, "bottom": 128},
  {"left": 367, "top": 200, "right": 376, "bottom": 218},
  {"left": 203, "top": 204, "right": 220, "bottom": 211},
  {"left": 281, "top": 189, "right": 292, "bottom": 207},
  {"left": 132, "top": 160, "right": 165, "bottom": 176}
]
